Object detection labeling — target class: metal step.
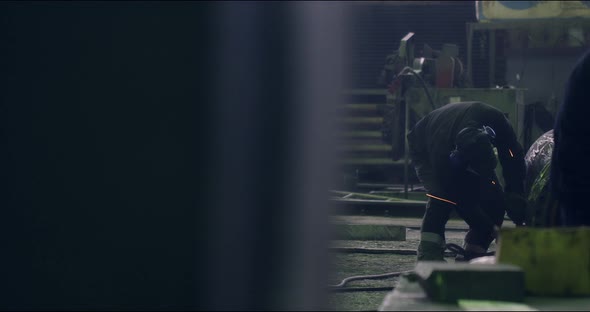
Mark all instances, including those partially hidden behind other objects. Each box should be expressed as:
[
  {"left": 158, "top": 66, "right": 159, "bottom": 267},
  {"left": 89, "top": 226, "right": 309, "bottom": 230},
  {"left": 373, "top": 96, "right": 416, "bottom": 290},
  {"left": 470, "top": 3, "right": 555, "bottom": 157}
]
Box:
[
  {"left": 338, "top": 131, "right": 384, "bottom": 145},
  {"left": 340, "top": 144, "right": 391, "bottom": 158},
  {"left": 338, "top": 89, "right": 391, "bottom": 184},
  {"left": 340, "top": 104, "right": 380, "bottom": 116},
  {"left": 339, "top": 130, "right": 382, "bottom": 139},
  {"left": 340, "top": 158, "right": 405, "bottom": 166},
  {"left": 343, "top": 88, "right": 389, "bottom": 96},
  {"left": 338, "top": 117, "right": 383, "bottom": 130},
  {"left": 339, "top": 144, "right": 391, "bottom": 152}
]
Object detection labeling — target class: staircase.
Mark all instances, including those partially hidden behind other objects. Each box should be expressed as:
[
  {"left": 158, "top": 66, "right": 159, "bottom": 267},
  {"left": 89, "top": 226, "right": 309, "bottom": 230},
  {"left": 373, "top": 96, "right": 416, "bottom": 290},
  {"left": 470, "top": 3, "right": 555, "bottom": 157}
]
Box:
[{"left": 339, "top": 89, "right": 405, "bottom": 184}]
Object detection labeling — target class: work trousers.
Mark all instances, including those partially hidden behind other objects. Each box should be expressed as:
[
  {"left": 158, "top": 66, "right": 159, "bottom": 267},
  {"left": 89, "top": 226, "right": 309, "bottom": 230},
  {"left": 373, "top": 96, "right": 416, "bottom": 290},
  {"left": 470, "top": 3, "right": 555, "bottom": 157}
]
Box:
[{"left": 414, "top": 161, "right": 505, "bottom": 250}]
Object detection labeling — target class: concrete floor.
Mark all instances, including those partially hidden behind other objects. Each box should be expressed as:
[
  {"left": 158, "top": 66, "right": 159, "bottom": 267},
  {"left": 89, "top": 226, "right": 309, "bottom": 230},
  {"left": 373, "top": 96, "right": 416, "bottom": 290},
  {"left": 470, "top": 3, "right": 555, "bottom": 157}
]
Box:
[
  {"left": 330, "top": 215, "right": 512, "bottom": 250},
  {"left": 328, "top": 216, "right": 478, "bottom": 311}
]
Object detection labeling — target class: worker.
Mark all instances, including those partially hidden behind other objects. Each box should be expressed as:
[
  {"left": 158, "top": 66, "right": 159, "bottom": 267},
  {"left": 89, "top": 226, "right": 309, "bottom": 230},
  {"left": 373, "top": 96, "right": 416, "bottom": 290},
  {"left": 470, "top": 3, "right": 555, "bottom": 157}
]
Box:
[
  {"left": 551, "top": 50, "right": 590, "bottom": 226},
  {"left": 407, "top": 101, "right": 527, "bottom": 261}
]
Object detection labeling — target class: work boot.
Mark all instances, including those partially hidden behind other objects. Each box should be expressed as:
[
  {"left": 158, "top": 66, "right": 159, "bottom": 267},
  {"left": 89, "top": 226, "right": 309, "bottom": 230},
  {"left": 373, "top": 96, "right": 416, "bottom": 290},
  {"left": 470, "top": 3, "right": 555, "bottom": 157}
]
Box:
[
  {"left": 455, "top": 244, "right": 487, "bottom": 262},
  {"left": 417, "top": 232, "right": 445, "bottom": 261}
]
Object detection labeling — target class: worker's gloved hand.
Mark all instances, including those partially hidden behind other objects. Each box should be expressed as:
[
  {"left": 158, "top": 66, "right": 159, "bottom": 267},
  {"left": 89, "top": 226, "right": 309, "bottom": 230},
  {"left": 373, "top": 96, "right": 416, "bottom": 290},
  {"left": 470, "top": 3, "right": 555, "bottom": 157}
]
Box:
[{"left": 505, "top": 192, "right": 527, "bottom": 226}]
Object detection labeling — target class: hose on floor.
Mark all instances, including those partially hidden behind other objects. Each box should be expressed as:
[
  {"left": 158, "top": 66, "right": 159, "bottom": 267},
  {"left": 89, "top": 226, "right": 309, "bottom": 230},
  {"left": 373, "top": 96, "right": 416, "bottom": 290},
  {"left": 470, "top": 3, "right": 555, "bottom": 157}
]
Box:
[{"left": 328, "top": 243, "right": 495, "bottom": 292}]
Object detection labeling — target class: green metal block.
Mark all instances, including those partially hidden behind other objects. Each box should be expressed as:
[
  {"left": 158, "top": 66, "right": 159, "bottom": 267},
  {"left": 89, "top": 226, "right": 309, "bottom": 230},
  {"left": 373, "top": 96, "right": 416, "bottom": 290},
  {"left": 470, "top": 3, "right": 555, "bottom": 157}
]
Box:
[
  {"left": 334, "top": 224, "right": 406, "bottom": 241},
  {"left": 497, "top": 227, "right": 590, "bottom": 296},
  {"left": 379, "top": 273, "right": 590, "bottom": 311},
  {"left": 413, "top": 262, "right": 525, "bottom": 304}
]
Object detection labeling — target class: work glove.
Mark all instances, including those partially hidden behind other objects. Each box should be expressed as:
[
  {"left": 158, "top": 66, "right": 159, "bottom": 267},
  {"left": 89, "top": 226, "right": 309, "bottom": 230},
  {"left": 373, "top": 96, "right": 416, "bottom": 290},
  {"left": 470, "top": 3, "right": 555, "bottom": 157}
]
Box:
[{"left": 504, "top": 192, "right": 527, "bottom": 226}]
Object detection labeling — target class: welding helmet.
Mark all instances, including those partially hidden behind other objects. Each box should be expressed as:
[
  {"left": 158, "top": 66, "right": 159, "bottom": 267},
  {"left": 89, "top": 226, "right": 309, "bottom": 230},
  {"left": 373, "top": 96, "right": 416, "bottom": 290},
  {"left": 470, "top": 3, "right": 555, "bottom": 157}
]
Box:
[{"left": 449, "top": 126, "right": 497, "bottom": 176}]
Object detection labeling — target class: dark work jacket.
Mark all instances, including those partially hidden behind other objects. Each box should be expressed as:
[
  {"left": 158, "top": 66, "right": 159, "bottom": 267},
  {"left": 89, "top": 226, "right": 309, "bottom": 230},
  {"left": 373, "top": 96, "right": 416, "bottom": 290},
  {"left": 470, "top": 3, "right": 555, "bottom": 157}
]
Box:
[
  {"left": 551, "top": 50, "right": 590, "bottom": 225},
  {"left": 408, "top": 101, "right": 526, "bottom": 229}
]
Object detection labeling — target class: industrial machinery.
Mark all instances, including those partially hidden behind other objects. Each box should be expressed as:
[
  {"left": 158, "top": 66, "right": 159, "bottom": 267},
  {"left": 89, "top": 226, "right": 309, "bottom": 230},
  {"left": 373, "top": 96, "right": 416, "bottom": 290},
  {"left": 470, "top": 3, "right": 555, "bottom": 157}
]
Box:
[
  {"left": 378, "top": 32, "right": 467, "bottom": 92},
  {"left": 380, "top": 32, "right": 470, "bottom": 162},
  {"left": 379, "top": 32, "right": 526, "bottom": 196},
  {"left": 334, "top": 32, "right": 527, "bottom": 211}
]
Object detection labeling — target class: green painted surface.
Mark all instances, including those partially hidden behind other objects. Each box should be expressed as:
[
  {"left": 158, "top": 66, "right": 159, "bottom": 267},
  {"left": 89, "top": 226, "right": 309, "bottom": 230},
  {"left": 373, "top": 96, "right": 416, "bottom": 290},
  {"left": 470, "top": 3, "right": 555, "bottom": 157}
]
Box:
[
  {"left": 497, "top": 227, "right": 590, "bottom": 296},
  {"left": 413, "top": 262, "right": 525, "bottom": 303},
  {"left": 379, "top": 275, "right": 590, "bottom": 311}
]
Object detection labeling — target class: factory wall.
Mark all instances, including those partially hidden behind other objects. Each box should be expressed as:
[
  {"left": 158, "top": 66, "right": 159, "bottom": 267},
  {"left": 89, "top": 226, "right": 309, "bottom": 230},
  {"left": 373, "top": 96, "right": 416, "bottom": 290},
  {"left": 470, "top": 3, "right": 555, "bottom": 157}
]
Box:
[
  {"left": 505, "top": 54, "right": 578, "bottom": 112},
  {"left": 345, "top": 1, "right": 481, "bottom": 89}
]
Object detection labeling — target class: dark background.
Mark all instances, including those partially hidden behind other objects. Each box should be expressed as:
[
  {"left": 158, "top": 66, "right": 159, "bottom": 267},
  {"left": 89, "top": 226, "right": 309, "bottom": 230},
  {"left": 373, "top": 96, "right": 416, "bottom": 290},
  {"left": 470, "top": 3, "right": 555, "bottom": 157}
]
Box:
[
  {"left": 345, "top": 1, "right": 482, "bottom": 88},
  {"left": 0, "top": 1, "right": 213, "bottom": 310},
  {"left": 0, "top": 1, "right": 341, "bottom": 310}
]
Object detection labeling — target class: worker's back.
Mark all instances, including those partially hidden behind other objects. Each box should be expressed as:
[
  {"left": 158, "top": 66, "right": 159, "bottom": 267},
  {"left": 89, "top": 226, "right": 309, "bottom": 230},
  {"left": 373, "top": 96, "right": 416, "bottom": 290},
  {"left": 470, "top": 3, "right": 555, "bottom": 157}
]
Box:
[{"left": 409, "top": 101, "right": 507, "bottom": 184}]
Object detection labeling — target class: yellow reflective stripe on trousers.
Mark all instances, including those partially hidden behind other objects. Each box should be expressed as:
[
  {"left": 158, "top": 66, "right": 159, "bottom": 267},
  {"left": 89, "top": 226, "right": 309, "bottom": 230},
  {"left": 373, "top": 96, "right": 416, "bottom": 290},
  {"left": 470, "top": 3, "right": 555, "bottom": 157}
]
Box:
[{"left": 426, "top": 193, "right": 457, "bottom": 206}]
